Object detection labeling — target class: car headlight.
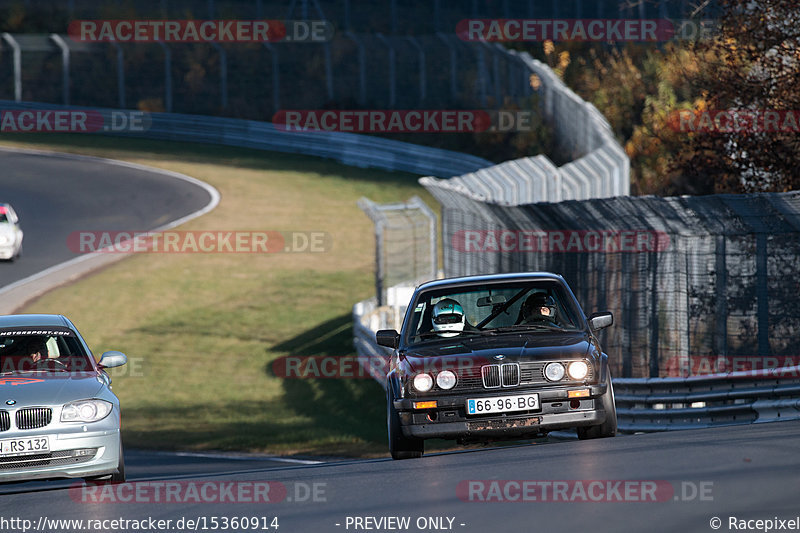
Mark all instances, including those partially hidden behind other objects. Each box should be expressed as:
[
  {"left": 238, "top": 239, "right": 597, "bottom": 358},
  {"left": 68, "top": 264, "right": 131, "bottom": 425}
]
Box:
[
  {"left": 412, "top": 373, "right": 434, "bottom": 392},
  {"left": 568, "top": 361, "right": 589, "bottom": 380},
  {"left": 544, "top": 362, "right": 566, "bottom": 381},
  {"left": 0, "top": 234, "right": 9, "bottom": 245},
  {"left": 436, "top": 370, "right": 457, "bottom": 390},
  {"left": 61, "top": 399, "right": 113, "bottom": 423}
]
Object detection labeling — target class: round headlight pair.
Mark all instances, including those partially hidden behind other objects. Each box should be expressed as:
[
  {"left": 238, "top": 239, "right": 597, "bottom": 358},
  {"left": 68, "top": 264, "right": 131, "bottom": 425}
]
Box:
[
  {"left": 544, "top": 361, "right": 590, "bottom": 381},
  {"left": 412, "top": 370, "right": 457, "bottom": 392}
]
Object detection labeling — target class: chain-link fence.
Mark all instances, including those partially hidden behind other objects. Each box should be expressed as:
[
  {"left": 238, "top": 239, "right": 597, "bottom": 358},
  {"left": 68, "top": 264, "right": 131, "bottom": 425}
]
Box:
[
  {"left": 358, "top": 196, "right": 437, "bottom": 310},
  {"left": 419, "top": 187, "right": 800, "bottom": 379},
  {"left": 0, "top": 1, "right": 719, "bottom": 33},
  {"left": 0, "top": 32, "right": 534, "bottom": 120}
]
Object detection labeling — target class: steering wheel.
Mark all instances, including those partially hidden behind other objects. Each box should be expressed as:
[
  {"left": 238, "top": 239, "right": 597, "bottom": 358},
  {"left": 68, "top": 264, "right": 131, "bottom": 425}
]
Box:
[{"left": 34, "top": 358, "right": 68, "bottom": 370}]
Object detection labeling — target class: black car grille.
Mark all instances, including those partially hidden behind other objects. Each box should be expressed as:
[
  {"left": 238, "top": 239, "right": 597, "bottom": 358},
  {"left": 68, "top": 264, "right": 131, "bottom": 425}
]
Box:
[
  {"left": 0, "top": 411, "right": 9, "bottom": 432},
  {"left": 453, "top": 361, "right": 593, "bottom": 392},
  {"left": 481, "top": 363, "right": 520, "bottom": 388},
  {"left": 16, "top": 408, "right": 52, "bottom": 430},
  {"left": 0, "top": 448, "right": 98, "bottom": 470},
  {"left": 481, "top": 365, "right": 501, "bottom": 388},
  {"left": 502, "top": 363, "right": 520, "bottom": 386}
]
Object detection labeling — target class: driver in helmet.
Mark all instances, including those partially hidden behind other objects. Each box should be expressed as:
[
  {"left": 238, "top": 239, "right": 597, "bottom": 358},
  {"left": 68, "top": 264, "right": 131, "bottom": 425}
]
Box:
[
  {"left": 432, "top": 298, "right": 466, "bottom": 337},
  {"left": 519, "top": 292, "right": 558, "bottom": 325}
]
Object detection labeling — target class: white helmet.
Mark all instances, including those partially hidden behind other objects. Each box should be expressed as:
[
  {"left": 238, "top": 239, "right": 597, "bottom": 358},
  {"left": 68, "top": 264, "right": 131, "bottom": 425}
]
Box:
[{"left": 432, "top": 299, "right": 465, "bottom": 337}]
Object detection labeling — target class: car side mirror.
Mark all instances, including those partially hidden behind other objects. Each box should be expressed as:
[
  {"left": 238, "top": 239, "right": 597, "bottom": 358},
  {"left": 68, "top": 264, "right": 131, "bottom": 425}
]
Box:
[
  {"left": 376, "top": 330, "right": 400, "bottom": 349},
  {"left": 589, "top": 312, "right": 613, "bottom": 331},
  {"left": 98, "top": 350, "right": 127, "bottom": 369}
]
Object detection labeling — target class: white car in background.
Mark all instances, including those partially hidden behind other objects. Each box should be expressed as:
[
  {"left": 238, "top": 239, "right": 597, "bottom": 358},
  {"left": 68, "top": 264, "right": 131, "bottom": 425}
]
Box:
[{"left": 0, "top": 203, "right": 23, "bottom": 261}]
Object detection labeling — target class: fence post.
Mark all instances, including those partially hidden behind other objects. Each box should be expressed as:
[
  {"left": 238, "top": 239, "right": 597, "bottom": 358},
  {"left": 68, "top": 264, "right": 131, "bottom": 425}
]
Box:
[
  {"left": 210, "top": 43, "right": 228, "bottom": 110},
  {"left": 376, "top": 33, "right": 396, "bottom": 108},
  {"left": 345, "top": 32, "right": 366, "bottom": 106},
  {"left": 715, "top": 235, "right": 728, "bottom": 357},
  {"left": 2, "top": 33, "right": 22, "bottom": 102},
  {"left": 756, "top": 233, "right": 770, "bottom": 354},
  {"left": 50, "top": 35, "right": 70, "bottom": 106},
  {"left": 262, "top": 42, "right": 280, "bottom": 114},
  {"left": 156, "top": 41, "right": 172, "bottom": 113},
  {"left": 405, "top": 36, "right": 426, "bottom": 105},
  {"left": 436, "top": 33, "right": 458, "bottom": 102},
  {"left": 112, "top": 42, "right": 126, "bottom": 108},
  {"left": 649, "top": 251, "right": 660, "bottom": 377}
]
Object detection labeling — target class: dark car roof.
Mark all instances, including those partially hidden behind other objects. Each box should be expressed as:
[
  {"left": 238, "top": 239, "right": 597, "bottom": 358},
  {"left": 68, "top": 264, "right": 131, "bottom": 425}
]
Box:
[
  {"left": 416, "top": 272, "right": 565, "bottom": 292},
  {"left": 0, "top": 314, "right": 73, "bottom": 329}
]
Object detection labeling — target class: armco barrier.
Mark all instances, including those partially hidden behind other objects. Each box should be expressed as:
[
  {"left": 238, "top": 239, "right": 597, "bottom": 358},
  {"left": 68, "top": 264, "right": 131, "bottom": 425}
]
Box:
[
  {"left": 614, "top": 367, "right": 800, "bottom": 432},
  {"left": 0, "top": 100, "right": 493, "bottom": 178}
]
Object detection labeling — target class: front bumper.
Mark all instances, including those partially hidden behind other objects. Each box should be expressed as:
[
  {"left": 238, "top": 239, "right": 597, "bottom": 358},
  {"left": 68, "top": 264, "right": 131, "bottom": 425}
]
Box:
[
  {"left": 0, "top": 428, "right": 121, "bottom": 483},
  {"left": 0, "top": 244, "right": 18, "bottom": 259},
  {"left": 396, "top": 384, "right": 608, "bottom": 440}
]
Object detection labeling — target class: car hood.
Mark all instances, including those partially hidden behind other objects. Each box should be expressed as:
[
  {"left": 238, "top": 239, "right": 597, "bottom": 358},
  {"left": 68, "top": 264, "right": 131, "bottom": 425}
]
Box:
[
  {"left": 0, "top": 224, "right": 15, "bottom": 237},
  {"left": 401, "top": 332, "right": 595, "bottom": 373},
  {"left": 0, "top": 372, "right": 106, "bottom": 407}
]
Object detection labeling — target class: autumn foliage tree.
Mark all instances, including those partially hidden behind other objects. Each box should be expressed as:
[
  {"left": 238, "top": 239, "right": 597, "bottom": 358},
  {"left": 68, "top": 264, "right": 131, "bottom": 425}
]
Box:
[{"left": 670, "top": 0, "right": 800, "bottom": 193}]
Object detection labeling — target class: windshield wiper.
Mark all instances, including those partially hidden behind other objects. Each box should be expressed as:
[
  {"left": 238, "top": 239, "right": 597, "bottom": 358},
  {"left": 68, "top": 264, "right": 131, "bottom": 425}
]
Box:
[
  {"left": 481, "top": 324, "right": 571, "bottom": 334},
  {"left": 411, "top": 330, "right": 485, "bottom": 342}
]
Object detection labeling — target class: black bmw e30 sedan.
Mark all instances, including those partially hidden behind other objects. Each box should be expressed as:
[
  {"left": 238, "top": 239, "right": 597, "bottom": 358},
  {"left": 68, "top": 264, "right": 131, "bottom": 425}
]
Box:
[{"left": 376, "top": 272, "right": 616, "bottom": 459}]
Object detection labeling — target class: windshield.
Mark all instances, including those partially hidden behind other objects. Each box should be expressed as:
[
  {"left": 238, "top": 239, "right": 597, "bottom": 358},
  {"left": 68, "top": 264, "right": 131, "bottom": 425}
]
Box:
[
  {"left": 0, "top": 331, "right": 94, "bottom": 374},
  {"left": 405, "top": 279, "right": 584, "bottom": 346}
]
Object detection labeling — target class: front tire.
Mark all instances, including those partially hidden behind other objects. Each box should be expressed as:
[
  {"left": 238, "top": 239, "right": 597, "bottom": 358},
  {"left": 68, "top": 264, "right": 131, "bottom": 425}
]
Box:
[
  {"left": 387, "top": 387, "right": 423, "bottom": 460},
  {"left": 577, "top": 371, "right": 617, "bottom": 440}
]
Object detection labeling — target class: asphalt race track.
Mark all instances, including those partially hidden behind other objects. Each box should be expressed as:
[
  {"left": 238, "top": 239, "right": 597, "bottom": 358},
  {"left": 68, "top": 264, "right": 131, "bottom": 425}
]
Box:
[
  {"left": 0, "top": 149, "right": 214, "bottom": 290},
  {"left": 1, "top": 151, "right": 798, "bottom": 533},
  {"left": 0, "top": 422, "right": 798, "bottom": 533}
]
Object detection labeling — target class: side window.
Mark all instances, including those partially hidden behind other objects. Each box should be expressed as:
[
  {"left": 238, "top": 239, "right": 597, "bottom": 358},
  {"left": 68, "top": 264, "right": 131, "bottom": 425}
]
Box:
[{"left": 409, "top": 301, "right": 427, "bottom": 336}]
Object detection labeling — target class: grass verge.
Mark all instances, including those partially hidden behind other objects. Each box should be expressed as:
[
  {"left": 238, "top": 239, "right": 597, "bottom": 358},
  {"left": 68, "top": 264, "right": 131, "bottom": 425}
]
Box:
[{"left": 2, "top": 134, "right": 434, "bottom": 457}]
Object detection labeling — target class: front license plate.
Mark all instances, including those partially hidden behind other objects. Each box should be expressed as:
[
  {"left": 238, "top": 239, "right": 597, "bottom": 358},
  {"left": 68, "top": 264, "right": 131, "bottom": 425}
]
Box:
[
  {"left": 0, "top": 436, "right": 50, "bottom": 456},
  {"left": 467, "top": 394, "right": 539, "bottom": 415}
]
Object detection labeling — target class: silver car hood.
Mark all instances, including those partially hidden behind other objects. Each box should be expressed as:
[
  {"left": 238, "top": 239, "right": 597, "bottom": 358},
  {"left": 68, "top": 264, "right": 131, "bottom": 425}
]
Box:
[{"left": 0, "top": 372, "right": 106, "bottom": 407}]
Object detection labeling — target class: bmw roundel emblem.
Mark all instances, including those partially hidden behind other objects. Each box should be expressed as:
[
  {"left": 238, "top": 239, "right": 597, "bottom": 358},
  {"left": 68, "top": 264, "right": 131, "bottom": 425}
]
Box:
[
  {"left": 492, "top": 354, "right": 505, "bottom": 361},
  {"left": 5, "top": 399, "right": 15, "bottom": 405}
]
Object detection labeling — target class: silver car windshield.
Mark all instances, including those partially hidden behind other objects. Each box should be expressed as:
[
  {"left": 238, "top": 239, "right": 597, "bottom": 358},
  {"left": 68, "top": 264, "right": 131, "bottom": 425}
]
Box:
[{"left": 0, "top": 333, "right": 93, "bottom": 374}]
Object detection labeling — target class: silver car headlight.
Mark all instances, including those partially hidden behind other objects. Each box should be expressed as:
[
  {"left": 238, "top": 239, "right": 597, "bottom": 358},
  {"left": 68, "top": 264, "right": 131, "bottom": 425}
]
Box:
[
  {"left": 61, "top": 399, "right": 113, "bottom": 423},
  {"left": 436, "top": 370, "right": 457, "bottom": 390},
  {"left": 0, "top": 234, "right": 10, "bottom": 245},
  {"left": 544, "top": 362, "right": 566, "bottom": 381},
  {"left": 568, "top": 361, "right": 589, "bottom": 380},
  {"left": 412, "top": 373, "right": 434, "bottom": 392}
]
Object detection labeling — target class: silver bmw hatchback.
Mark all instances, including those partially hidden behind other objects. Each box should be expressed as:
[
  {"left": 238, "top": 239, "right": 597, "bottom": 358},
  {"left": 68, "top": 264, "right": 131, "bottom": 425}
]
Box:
[{"left": 0, "top": 314, "right": 126, "bottom": 484}]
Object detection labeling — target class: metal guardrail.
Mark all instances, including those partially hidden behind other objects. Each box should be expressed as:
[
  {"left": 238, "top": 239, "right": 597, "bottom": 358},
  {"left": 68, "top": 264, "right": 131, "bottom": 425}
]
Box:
[
  {"left": 0, "top": 100, "right": 493, "bottom": 178},
  {"left": 614, "top": 367, "right": 800, "bottom": 432}
]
